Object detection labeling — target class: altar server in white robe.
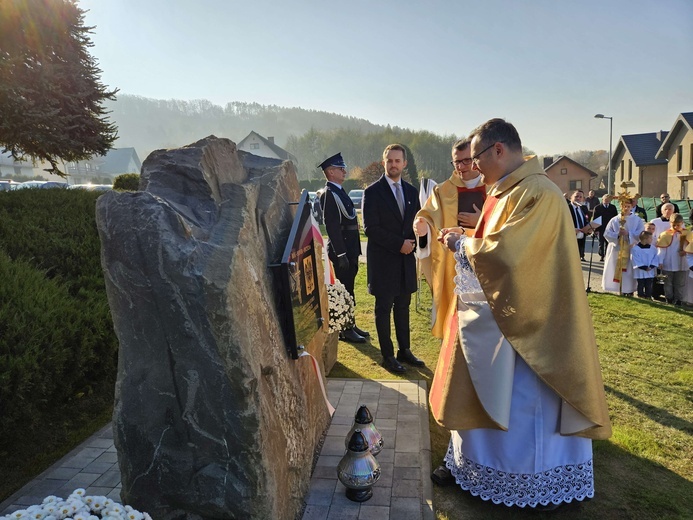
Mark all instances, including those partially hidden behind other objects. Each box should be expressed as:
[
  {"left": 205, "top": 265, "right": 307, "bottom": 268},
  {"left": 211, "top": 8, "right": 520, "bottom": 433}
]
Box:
[{"left": 602, "top": 198, "right": 644, "bottom": 295}]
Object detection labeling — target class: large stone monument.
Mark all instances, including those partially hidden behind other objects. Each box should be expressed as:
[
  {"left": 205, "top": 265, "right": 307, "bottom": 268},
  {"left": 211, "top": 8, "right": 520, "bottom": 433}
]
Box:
[{"left": 96, "top": 137, "right": 331, "bottom": 519}]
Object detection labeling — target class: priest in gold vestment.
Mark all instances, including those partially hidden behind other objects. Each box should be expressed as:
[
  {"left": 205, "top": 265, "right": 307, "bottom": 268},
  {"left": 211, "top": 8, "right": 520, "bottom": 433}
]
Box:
[
  {"left": 431, "top": 119, "right": 611, "bottom": 511},
  {"left": 414, "top": 139, "right": 485, "bottom": 339}
]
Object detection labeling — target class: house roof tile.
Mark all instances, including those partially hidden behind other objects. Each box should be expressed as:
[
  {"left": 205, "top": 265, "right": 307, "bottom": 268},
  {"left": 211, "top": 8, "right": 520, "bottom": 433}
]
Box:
[
  {"left": 655, "top": 112, "right": 693, "bottom": 159},
  {"left": 614, "top": 132, "right": 669, "bottom": 167}
]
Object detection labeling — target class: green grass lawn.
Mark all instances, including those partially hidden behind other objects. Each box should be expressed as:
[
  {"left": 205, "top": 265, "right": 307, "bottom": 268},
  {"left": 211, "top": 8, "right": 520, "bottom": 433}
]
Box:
[{"left": 333, "top": 269, "right": 693, "bottom": 520}]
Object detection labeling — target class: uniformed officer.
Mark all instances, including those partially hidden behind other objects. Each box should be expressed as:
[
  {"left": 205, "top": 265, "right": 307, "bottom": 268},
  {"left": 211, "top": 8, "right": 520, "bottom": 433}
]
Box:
[{"left": 318, "top": 152, "right": 369, "bottom": 343}]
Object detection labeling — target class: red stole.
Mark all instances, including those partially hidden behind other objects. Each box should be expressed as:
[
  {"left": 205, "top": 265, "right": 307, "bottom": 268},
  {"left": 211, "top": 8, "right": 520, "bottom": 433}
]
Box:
[{"left": 474, "top": 195, "right": 499, "bottom": 238}]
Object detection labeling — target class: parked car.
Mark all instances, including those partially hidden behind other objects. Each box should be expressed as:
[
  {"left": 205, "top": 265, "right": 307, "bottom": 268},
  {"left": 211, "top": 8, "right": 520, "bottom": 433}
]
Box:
[
  {"left": 0, "top": 180, "right": 20, "bottom": 191},
  {"left": 348, "top": 189, "right": 364, "bottom": 209},
  {"left": 15, "top": 181, "right": 47, "bottom": 189},
  {"left": 40, "top": 182, "right": 68, "bottom": 189},
  {"left": 68, "top": 184, "right": 113, "bottom": 191}
]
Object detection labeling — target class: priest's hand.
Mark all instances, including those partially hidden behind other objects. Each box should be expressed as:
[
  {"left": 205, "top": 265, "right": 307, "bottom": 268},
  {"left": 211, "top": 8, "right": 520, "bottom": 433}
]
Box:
[
  {"left": 413, "top": 217, "right": 429, "bottom": 236},
  {"left": 441, "top": 230, "right": 462, "bottom": 252},
  {"left": 457, "top": 204, "right": 481, "bottom": 228}
]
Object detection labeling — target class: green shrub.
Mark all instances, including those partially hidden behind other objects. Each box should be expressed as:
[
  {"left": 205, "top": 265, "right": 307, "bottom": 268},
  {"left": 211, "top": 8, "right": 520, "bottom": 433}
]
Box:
[
  {"left": 0, "top": 253, "right": 116, "bottom": 442},
  {"left": 113, "top": 173, "right": 140, "bottom": 191},
  {"left": 0, "top": 189, "right": 104, "bottom": 296},
  {"left": 0, "top": 189, "right": 117, "bottom": 450}
]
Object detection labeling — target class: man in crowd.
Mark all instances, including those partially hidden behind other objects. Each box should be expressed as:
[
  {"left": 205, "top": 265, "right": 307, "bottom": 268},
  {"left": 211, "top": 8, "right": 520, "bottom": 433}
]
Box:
[
  {"left": 593, "top": 194, "right": 618, "bottom": 260},
  {"left": 429, "top": 118, "right": 611, "bottom": 511},
  {"left": 632, "top": 194, "right": 648, "bottom": 222},
  {"left": 584, "top": 189, "right": 599, "bottom": 212},
  {"left": 413, "top": 138, "right": 485, "bottom": 339},
  {"left": 568, "top": 190, "right": 592, "bottom": 261},
  {"left": 318, "top": 152, "right": 368, "bottom": 343},
  {"left": 363, "top": 144, "right": 425, "bottom": 374},
  {"left": 652, "top": 202, "right": 675, "bottom": 240},
  {"left": 656, "top": 193, "right": 679, "bottom": 218}
]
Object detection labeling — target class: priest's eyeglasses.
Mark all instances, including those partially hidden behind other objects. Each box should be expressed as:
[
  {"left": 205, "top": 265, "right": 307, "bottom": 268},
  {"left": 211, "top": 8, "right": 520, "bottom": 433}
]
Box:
[
  {"left": 471, "top": 142, "right": 504, "bottom": 164},
  {"left": 451, "top": 158, "right": 473, "bottom": 166}
]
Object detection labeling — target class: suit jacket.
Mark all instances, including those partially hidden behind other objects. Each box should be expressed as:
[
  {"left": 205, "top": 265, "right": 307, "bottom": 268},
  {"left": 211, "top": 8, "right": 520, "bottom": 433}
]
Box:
[
  {"left": 319, "top": 182, "right": 361, "bottom": 262},
  {"left": 363, "top": 176, "right": 420, "bottom": 297},
  {"left": 633, "top": 205, "right": 648, "bottom": 222},
  {"left": 593, "top": 203, "right": 618, "bottom": 233},
  {"left": 568, "top": 202, "right": 590, "bottom": 230}
]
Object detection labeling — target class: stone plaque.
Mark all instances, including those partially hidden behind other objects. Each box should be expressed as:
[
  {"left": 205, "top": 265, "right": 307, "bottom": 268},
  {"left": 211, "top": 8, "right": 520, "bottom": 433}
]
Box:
[{"left": 275, "top": 190, "right": 324, "bottom": 359}]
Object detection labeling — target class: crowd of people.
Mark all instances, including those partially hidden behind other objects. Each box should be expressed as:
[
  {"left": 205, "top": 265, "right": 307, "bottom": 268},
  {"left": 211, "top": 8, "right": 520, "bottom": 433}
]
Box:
[{"left": 565, "top": 188, "right": 692, "bottom": 306}]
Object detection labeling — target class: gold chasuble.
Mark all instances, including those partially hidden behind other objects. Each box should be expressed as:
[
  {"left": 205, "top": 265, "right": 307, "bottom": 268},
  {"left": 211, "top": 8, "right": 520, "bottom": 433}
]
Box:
[
  {"left": 416, "top": 174, "right": 485, "bottom": 338},
  {"left": 465, "top": 157, "right": 611, "bottom": 439},
  {"left": 431, "top": 157, "right": 611, "bottom": 439}
]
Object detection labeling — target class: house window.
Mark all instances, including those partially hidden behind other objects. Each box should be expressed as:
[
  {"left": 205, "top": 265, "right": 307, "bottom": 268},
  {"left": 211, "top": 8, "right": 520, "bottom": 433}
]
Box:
[
  {"left": 628, "top": 160, "right": 632, "bottom": 180},
  {"left": 677, "top": 145, "right": 683, "bottom": 171},
  {"left": 250, "top": 143, "right": 260, "bottom": 150},
  {"left": 620, "top": 160, "right": 624, "bottom": 181},
  {"left": 569, "top": 180, "right": 582, "bottom": 190},
  {"left": 560, "top": 168, "right": 567, "bottom": 175},
  {"left": 690, "top": 143, "right": 692, "bottom": 171}
]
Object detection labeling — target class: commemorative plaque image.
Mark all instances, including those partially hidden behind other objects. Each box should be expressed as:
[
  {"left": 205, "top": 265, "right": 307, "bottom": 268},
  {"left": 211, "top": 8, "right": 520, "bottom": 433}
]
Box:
[{"left": 274, "top": 190, "right": 324, "bottom": 359}]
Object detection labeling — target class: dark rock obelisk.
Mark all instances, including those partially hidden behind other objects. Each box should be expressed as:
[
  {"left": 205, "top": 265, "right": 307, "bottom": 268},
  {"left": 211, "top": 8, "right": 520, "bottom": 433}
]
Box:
[{"left": 96, "top": 137, "right": 331, "bottom": 519}]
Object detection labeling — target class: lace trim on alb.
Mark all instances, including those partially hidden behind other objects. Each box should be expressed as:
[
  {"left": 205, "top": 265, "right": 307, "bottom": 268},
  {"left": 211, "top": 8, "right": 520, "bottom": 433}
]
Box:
[
  {"left": 444, "top": 447, "right": 594, "bottom": 507},
  {"left": 453, "top": 236, "right": 485, "bottom": 302}
]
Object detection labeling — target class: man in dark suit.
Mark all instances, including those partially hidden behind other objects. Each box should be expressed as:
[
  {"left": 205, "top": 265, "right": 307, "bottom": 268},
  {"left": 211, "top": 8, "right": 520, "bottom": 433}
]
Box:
[
  {"left": 655, "top": 193, "right": 679, "bottom": 218},
  {"left": 318, "top": 152, "right": 368, "bottom": 343},
  {"left": 592, "top": 194, "right": 618, "bottom": 260},
  {"left": 363, "top": 144, "right": 425, "bottom": 374},
  {"left": 632, "top": 195, "right": 648, "bottom": 221},
  {"left": 568, "top": 190, "right": 592, "bottom": 261}
]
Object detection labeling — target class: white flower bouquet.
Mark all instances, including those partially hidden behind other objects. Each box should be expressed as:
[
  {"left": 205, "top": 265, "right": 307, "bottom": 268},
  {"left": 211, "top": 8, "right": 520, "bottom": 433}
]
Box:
[
  {"left": 326, "top": 281, "right": 355, "bottom": 333},
  {"left": 1, "top": 489, "right": 151, "bottom": 520}
]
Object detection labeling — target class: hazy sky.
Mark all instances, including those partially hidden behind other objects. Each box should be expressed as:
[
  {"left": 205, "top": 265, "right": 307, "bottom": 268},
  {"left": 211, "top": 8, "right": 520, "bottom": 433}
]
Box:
[{"left": 79, "top": 0, "right": 692, "bottom": 155}]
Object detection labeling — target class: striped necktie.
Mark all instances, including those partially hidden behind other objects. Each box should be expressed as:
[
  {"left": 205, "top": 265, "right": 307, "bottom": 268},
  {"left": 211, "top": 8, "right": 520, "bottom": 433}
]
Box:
[{"left": 394, "top": 183, "right": 405, "bottom": 217}]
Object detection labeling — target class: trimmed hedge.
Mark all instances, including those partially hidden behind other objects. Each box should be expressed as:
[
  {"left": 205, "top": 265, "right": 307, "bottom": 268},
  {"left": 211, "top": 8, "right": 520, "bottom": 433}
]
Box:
[
  {"left": 0, "top": 189, "right": 117, "bottom": 448},
  {"left": 113, "top": 173, "right": 140, "bottom": 191}
]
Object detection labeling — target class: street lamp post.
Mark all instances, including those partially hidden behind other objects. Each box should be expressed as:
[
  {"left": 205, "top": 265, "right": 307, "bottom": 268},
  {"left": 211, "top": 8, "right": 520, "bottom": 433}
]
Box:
[{"left": 594, "top": 114, "right": 613, "bottom": 194}]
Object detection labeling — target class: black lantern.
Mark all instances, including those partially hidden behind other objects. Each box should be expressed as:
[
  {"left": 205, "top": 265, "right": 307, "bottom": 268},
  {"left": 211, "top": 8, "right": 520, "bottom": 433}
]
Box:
[
  {"left": 345, "top": 404, "right": 383, "bottom": 456},
  {"left": 337, "top": 430, "right": 381, "bottom": 502}
]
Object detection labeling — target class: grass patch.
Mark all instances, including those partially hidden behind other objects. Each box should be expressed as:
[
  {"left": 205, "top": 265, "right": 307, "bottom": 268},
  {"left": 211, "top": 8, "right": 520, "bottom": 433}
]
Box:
[{"left": 339, "top": 269, "right": 693, "bottom": 519}]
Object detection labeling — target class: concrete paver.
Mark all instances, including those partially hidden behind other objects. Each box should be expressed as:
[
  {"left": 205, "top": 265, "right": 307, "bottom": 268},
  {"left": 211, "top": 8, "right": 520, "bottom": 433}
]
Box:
[{"left": 1, "top": 379, "right": 433, "bottom": 520}]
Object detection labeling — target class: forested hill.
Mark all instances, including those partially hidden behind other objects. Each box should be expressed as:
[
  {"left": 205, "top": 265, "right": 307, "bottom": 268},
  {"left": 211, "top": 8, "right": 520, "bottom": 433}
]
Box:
[
  {"left": 105, "top": 94, "right": 458, "bottom": 182},
  {"left": 106, "top": 94, "right": 387, "bottom": 164},
  {"left": 106, "top": 94, "right": 606, "bottom": 185}
]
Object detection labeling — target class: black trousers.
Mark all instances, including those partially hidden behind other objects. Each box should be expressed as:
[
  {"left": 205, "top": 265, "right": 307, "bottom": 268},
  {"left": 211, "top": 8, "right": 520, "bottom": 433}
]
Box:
[
  {"left": 577, "top": 236, "right": 586, "bottom": 259},
  {"left": 597, "top": 232, "right": 607, "bottom": 257},
  {"left": 637, "top": 278, "right": 654, "bottom": 298},
  {"left": 333, "top": 257, "right": 359, "bottom": 301},
  {"left": 374, "top": 292, "right": 411, "bottom": 359}
]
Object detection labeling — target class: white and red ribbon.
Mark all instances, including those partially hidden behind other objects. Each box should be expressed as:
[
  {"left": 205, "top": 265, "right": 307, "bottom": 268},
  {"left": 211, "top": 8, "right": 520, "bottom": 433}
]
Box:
[{"left": 299, "top": 351, "right": 335, "bottom": 416}]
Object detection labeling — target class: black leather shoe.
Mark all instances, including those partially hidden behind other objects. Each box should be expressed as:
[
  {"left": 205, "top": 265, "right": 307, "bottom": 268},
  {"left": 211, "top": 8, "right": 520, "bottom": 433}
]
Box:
[
  {"left": 382, "top": 356, "right": 406, "bottom": 374},
  {"left": 396, "top": 349, "right": 425, "bottom": 367},
  {"left": 430, "top": 465, "right": 454, "bottom": 486},
  {"left": 353, "top": 325, "right": 370, "bottom": 337},
  {"left": 340, "top": 328, "right": 366, "bottom": 343}
]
